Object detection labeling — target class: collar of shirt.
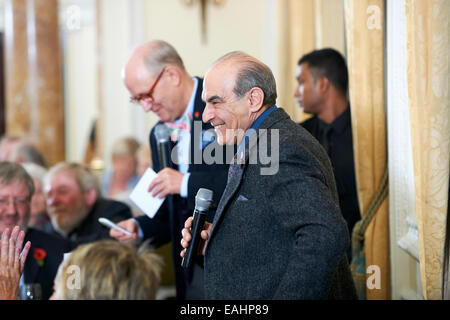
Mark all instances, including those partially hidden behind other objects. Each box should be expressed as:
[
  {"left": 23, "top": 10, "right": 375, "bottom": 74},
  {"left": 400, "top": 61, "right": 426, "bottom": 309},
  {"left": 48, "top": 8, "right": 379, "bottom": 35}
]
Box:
[
  {"left": 329, "top": 104, "right": 351, "bottom": 135},
  {"left": 172, "top": 77, "right": 198, "bottom": 125},
  {"left": 236, "top": 105, "right": 277, "bottom": 156},
  {"left": 173, "top": 78, "right": 198, "bottom": 175}
]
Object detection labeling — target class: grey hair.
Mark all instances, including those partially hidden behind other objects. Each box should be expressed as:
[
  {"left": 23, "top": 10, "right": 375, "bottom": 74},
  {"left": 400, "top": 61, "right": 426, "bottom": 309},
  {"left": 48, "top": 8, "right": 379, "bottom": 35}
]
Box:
[
  {"left": 143, "top": 40, "right": 185, "bottom": 74},
  {"left": 215, "top": 51, "right": 277, "bottom": 107},
  {"left": 22, "top": 162, "right": 47, "bottom": 183},
  {"left": 0, "top": 161, "right": 35, "bottom": 198},
  {"left": 44, "top": 162, "right": 102, "bottom": 197},
  {"left": 112, "top": 137, "right": 140, "bottom": 158}
]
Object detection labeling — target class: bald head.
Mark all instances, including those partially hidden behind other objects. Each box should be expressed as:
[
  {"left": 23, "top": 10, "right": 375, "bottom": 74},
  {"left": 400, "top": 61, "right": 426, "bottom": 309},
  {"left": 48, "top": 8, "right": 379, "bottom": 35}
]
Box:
[
  {"left": 124, "top": 40, "right": 185, "bottom": 88},
  {"left": 123, "top": 40, "right": 195, "bottom": 122}
]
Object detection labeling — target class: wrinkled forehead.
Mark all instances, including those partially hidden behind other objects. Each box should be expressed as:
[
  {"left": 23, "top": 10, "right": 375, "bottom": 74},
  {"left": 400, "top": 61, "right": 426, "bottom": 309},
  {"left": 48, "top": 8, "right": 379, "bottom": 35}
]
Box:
[
  {"left": 0, "top": 178, "right": 31, "bottom": 197},
  {"left": 202, "top": 63, "right": 238, "bottom": 101},
  {"left": 46, "top": 169, "right": 80, "bottom": 189}
]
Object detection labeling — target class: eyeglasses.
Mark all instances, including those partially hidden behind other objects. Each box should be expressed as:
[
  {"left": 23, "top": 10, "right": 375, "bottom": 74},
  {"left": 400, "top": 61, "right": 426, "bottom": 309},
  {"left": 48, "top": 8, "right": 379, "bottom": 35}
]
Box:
[
  {"left": 0, "top": 197, "right": 30, "bottom": 209},
  {"left": 129, "top": 67, "right": 166, "bottom": 104}
]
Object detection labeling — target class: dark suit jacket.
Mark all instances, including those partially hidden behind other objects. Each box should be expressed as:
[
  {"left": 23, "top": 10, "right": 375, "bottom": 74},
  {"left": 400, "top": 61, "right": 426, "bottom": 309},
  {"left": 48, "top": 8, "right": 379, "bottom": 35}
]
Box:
[
  {"left": 204, "top": 107, "right": 357, "bottom": 299},
  {"left": 136, "top": 77, "right": 231, "bottom": 299},
  {"left": 24, "top": 228, "right": 74, "bottom": 300},
  {"left": 49, "top": 198, "right": 132, "bottom": 245},
  {"left": 300, "top": 108, "right": 361, "bottom": 260}
]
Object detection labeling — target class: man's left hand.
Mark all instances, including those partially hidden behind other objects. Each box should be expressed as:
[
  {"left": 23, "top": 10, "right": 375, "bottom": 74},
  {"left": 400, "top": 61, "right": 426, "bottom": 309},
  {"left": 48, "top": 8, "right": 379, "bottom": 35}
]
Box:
[{"left": 148, "top": 168, "right": 184, "bottom": 198}]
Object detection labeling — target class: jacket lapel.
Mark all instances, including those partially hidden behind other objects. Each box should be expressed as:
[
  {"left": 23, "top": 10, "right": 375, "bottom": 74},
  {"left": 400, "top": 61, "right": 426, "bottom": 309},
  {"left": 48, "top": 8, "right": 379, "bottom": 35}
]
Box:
[
  {"left": 206, "top": 107, "right": 290, "bottom": 243},
  {"left": 208, "top": 143, "right": 249, "bottom": 243},
  {"left": 23, "top": 231, "right": 40, "bottom": 284}
]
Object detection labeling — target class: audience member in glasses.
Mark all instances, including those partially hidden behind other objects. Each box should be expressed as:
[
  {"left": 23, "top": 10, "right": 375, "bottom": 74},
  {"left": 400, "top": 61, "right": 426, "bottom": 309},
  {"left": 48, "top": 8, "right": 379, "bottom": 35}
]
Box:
[
  {"left": 44, "top": 162, "right": 132, "bottom": 245},
  {"left": 110, "top": 40, "right": 230, "bottom": 300},
  {"left": 0, "top": 162, "right": 73, "bottom": 300}
]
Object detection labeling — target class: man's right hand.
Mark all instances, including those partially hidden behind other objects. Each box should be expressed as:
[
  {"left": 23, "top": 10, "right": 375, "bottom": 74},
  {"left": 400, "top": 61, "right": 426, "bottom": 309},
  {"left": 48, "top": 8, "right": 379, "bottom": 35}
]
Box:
[
  {"left": 180, "top": 216, "right": 212, "bottom": 258},
  {"left": 109, "top": 219, "right": 139, "bottom": 242}
]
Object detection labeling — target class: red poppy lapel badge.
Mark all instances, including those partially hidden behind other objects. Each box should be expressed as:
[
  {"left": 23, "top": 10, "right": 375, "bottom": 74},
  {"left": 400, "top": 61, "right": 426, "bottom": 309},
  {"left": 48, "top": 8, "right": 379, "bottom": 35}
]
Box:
[
  {"left": 33, "top": 248, "right": 47, "bottom": 267},
  {"left": 194, "top": 111, "right": 200, "bottom": 118}
]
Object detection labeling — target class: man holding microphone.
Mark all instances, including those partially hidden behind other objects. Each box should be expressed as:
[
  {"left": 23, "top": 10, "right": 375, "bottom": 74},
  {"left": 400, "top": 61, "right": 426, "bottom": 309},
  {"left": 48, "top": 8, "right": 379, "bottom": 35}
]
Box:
[{"left": 110, "top": 40, "right": 229, "bottom": 300}]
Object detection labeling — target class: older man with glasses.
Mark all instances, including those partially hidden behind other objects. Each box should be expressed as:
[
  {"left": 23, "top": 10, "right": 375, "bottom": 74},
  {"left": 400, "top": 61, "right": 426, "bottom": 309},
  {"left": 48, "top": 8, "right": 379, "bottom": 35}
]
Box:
[
  {"left": 110, "top": 40, "right": 230, "bottom": 300},
  {"left": 0, "top": 162, "right": 73, "bottom": 300}
]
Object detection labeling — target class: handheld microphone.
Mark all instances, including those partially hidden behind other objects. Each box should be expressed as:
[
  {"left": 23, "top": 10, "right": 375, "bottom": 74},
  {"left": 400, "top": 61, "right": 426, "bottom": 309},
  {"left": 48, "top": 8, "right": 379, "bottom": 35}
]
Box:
[
  {"left": 181, "top": 188, "right": 214, "bottom": 269},
  {"left": 155, "top": 124, "right": 171, "bottom": 169}
]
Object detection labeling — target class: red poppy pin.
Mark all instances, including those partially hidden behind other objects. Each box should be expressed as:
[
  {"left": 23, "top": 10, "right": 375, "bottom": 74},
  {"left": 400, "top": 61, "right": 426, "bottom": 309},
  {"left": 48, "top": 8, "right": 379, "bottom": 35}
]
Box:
[
  {"left": 33, "top": 248, "right": 47, "bottom": 267},
  {"left": 194, "top": 111, "right": 200, "bottom": 118}
]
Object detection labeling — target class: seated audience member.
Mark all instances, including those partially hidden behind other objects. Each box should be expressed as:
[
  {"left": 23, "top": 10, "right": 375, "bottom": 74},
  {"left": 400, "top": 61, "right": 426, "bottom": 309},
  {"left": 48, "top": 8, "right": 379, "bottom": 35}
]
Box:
[
  {"left": 10, "top": 143, "right": 48, "bottom": 169},
  {"left": 136, "top": 144, "right": 152, "bottom": 177},
  {"left": 0, "top": 226, "right": 31, "bottom": 300},
  {"left": 0, "top": 162, "right": 73, "bottom": 300},
  {"left": 22, "top": 163, "right": 52, "bottom": 232},
  {"left": 0, "top": 136, "right": 47, "bottom": 168},
  {"left": 44, "top": 162, "right": 132, "bottom": 244},
  {"left": 99, "top": 136, "right": 140, "bottom": 200},
  {"left": 0, "top": 136, "right": 24, "bottom": 161},
  {"left": 51, "top": 240, "right": 163, "bottom": 300}
]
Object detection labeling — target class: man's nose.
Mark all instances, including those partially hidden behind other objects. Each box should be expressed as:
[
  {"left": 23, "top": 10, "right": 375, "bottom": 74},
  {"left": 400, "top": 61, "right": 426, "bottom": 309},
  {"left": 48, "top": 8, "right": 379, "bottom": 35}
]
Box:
[
  {"left": 294, "top": 84, "right": 301, "bottom": 98},
  {"left": 46, "top": 194, "right": 57, "bottom": 207},
  {"left": 4, "top": 200, "right": 19, "bottom": 216},
  {"left": 202, "top": 104, "right": 213, "bottom": 123},
  {"left": 140, "top": 99, "right": 153, "bottom": 112}
]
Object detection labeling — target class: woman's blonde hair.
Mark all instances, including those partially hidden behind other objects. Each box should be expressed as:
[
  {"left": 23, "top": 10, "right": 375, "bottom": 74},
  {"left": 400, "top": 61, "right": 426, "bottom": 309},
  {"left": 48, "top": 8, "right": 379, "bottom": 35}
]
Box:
[{"left": 54, "top": 240, "right": 163, "bottom": 300}]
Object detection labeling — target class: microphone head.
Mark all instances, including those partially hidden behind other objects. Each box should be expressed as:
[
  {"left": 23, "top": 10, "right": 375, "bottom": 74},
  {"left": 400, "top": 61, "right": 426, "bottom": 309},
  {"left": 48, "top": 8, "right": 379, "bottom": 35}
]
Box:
[
  {"left": 155, "top": 124, "right": 170, "bottom": 143},
  {"left": 195, "top": 188, "right": 214, "bottom": 212}
]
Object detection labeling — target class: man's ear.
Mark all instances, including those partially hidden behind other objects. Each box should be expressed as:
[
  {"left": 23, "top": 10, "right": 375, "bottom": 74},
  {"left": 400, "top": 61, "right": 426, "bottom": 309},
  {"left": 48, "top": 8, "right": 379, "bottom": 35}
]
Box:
[
  {"left": 317, "top": 77, "right": 330, "bottom": 94},
  {"left": 248, "top": 87, "right": 265, "bottom": 113},
  {"left": 165, "top": 65, "right": 181, "bottom": 86},
  {"left": 84, "top": 188, "right": 98, "bottom": 208}
]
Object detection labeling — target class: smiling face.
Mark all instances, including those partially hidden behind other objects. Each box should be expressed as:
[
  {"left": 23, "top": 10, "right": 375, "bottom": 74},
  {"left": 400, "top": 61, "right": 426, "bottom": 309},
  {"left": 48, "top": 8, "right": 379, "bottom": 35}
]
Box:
[
  {"left": 0, "top": 179, "right": 31, "bottom": 233},
  {"left": 201, "top": 62, "right": 254, "bottom": 146},
  {"left": 45, "top": 170, "right": 91, "bottom": 235}
]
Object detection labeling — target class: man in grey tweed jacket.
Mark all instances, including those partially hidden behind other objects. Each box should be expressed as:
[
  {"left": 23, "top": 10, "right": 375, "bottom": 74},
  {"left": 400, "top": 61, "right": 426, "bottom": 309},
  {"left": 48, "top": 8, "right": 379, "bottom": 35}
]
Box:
[{"left": 181, "top": 51, "right": 357, "bottom": 299}]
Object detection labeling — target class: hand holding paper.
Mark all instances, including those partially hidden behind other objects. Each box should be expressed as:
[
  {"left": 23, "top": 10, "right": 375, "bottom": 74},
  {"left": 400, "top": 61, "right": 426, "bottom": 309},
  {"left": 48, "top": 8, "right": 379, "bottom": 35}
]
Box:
[{"left": 129, "top": 168, "right": 166, "bottom": 219}]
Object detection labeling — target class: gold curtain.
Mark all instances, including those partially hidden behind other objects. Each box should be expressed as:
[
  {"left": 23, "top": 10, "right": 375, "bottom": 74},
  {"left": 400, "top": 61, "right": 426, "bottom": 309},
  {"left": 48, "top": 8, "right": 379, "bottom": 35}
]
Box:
[
  {"left": 277, "top": 0, "right": 315, "bottom": 123},
  {"left": 344, "top": 0, "right": 390, "bottom": 299},
  {"left": 406, "top": 0, "right": 450, "bottom": 300},
  {"left": 276, "top": 0, "right": 345, "bottom": 123}
]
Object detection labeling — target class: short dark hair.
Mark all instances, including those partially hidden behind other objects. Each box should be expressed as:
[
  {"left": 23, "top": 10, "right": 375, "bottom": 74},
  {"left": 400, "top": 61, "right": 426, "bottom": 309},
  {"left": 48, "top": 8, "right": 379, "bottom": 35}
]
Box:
[{"left": 298, "top": 48, "right": 348, "bottom": 97}]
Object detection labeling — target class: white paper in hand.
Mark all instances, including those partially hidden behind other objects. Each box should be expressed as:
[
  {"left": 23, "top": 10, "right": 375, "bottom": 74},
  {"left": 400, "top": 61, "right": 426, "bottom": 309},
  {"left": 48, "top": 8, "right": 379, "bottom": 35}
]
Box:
[{"left": 129, "top": 168, "right": 165, "bottom": 218}]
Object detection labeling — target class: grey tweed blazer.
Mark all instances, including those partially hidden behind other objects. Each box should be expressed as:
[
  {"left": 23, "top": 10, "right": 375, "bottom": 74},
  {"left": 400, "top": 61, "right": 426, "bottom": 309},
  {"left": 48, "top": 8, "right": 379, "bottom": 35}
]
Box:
[{"left": 204, "top": 107, "right": 357, "bottom": 299}]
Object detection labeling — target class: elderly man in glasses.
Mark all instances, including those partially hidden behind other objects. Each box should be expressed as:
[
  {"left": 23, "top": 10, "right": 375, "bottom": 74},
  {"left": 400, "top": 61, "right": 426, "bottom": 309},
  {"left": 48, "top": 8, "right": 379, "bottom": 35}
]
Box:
[
  {"left": 0, "top": 162, "right": 73, "bottom": 300},
  {"left": 111, "top": 40, "right": 230, "bottom": 300}
]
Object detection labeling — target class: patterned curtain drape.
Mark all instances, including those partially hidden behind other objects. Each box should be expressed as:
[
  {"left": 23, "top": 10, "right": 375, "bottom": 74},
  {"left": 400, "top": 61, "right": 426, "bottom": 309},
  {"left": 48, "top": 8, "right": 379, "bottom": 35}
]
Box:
[
  {"left": 344, "top": 0, "right": 390, "bottom": 299},
  {"left": 277, "top": 0, "right": 316, "bottom": 123},
  {"left": 406, "top": 0, "right": 450, "bottom": 300},
  {"left": 276, "top": 0, "right": 345, "bottom": 123}
]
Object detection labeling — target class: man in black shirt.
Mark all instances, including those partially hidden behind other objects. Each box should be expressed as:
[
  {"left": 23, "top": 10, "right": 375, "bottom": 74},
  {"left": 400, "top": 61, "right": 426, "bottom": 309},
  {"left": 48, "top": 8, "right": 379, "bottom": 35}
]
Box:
[{"left": 294, "top": 48, "right": 361, "bottom": 261}]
